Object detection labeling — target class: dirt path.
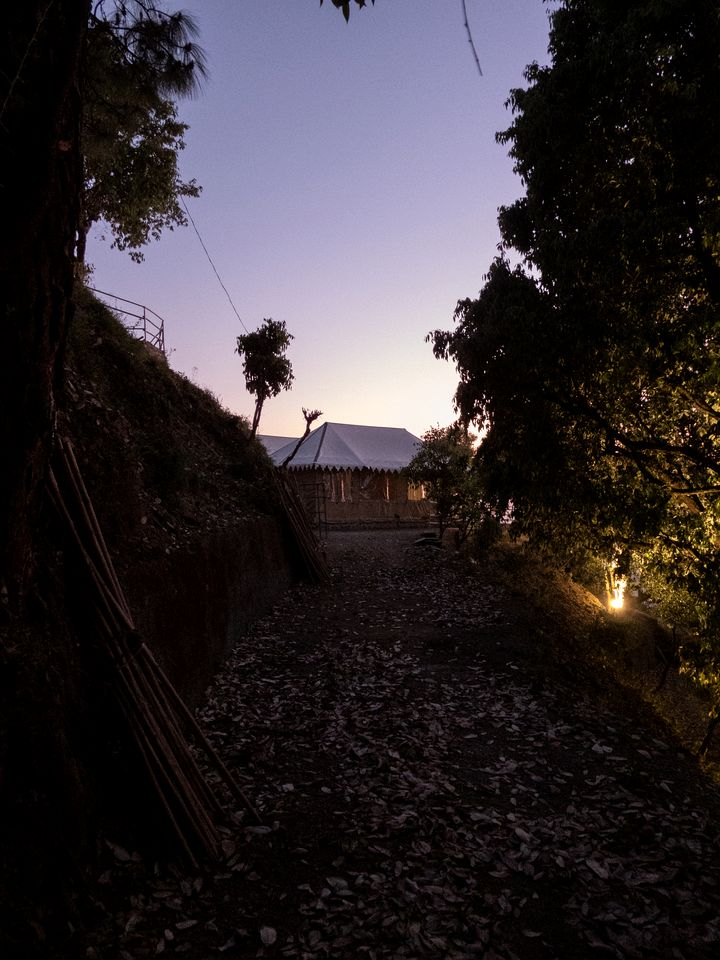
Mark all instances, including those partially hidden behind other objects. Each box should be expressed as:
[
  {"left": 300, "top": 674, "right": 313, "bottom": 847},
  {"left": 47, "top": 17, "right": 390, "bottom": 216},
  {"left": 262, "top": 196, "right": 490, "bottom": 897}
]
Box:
[{"left": 80, "top": 530, "right": 720, "bottom": 960}]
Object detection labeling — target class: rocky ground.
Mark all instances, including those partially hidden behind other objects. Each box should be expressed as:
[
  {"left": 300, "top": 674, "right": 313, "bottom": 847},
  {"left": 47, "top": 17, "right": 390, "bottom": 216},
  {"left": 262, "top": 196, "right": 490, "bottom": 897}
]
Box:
[{"left": 72, "top": 530, "right": 720, "bottom": 960}]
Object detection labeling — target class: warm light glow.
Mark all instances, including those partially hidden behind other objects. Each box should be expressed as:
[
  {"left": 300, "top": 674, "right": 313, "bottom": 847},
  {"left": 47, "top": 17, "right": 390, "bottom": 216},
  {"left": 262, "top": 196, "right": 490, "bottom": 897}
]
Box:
[{"left": 610, "top": 577, "right": 627, "bottom": 610}]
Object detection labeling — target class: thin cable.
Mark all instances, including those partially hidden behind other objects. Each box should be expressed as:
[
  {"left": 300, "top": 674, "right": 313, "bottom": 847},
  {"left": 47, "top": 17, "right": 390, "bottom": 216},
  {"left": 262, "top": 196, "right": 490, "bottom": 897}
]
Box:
[
  {"left": 461, "top": 0, "right": 483, "bottom": 78},
  {"left": 181, "top": 197, "right": 249, "bottom": 332}
]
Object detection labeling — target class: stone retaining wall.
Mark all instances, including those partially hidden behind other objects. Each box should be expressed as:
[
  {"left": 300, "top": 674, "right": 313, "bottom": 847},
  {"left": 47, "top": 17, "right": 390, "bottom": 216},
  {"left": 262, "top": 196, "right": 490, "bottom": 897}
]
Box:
[{"left": 124, "top": 518, "right": 299, "bottom": 706}]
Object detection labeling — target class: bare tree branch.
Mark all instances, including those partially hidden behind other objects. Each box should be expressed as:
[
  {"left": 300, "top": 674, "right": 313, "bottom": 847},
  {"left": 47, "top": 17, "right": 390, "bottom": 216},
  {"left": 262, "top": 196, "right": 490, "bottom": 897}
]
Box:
[{"left": 281, "top": 408, "right": 322, "bottom": 469}]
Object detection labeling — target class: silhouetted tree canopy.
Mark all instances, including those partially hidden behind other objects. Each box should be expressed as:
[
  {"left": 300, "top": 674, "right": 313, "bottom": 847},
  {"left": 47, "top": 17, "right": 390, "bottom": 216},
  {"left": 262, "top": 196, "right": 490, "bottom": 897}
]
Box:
[
  {"left": 79, "top": 1, "right": 207, "bottom": 262},
  {"left": 320, "top": 0, "right": 375, "bottom": 23},
  {"left": 236, "top": 320, "right": 294, "bottom": 439},
  {"left": 407, "top": 425, "right": 488, "bottom": 542},
  {"left": 430, "top": 0, "right": 720, "bottom": 677}
]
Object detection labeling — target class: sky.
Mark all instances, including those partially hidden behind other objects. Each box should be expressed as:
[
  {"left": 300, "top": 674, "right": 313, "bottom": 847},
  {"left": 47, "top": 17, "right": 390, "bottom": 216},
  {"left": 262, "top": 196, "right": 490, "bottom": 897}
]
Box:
[{"left": 88, "top": 0, "right": 554, "bottom": 440}]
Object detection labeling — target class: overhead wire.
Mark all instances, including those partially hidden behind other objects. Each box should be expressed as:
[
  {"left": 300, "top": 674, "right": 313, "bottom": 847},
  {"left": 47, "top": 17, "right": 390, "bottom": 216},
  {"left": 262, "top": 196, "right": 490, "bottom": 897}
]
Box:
[
  {"left": 180, "top": 197, "right": 249, "bottom": 333},
  {"left": 181, "top": 2, "right": 482, "bottom": 333},
  {"left": 461, "top": 0, "right": 483, "bottom": 78}
]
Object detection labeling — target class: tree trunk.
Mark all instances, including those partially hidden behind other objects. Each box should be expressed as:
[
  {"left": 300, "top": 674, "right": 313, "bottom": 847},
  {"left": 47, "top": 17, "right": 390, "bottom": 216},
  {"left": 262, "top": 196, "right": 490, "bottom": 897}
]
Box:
[
  {"left": 251, "top": 396, "right": 265, "bottom": 439},
  {"left": 0, "top": 1, "right": 88, "bottom": 603},
  {"left": 0, "top": 3, "right": 89, "bottom": 949}
]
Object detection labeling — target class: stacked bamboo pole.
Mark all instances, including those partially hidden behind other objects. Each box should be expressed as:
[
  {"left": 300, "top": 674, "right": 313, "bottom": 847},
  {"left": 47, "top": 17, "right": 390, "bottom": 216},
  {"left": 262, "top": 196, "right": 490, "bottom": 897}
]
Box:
[
  {"left": 48, "top": 437, "right": 260, "bottom": 866},
  {"left": 274, "top": 469, "right": 330, "bottom": 582}
]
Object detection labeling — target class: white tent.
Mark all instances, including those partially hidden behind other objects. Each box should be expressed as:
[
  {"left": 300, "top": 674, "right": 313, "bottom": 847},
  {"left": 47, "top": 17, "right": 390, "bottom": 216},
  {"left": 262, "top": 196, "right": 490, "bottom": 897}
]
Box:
[
  {"left": 258, "top": 434, "right": 298, "bottom": 455},
  {"left": 270, "top": 422, "right": 421, "bottom": 472}
]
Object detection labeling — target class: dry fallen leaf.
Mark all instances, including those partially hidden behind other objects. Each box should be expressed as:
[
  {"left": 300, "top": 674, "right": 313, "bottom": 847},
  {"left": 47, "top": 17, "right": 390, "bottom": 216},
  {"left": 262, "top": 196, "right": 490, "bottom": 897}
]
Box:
[
  {"left": 259, "top": 926, "right": 277, "bottom": 946},
  {"left": 77, "top": 532, "right": 720, "bottom": 960}
]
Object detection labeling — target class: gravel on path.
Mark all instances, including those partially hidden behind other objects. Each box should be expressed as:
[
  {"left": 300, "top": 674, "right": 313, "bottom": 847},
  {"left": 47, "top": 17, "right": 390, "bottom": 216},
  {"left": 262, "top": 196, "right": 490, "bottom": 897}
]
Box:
[{"left": 78, "top": 530, "right": 720, "bottom": 960}]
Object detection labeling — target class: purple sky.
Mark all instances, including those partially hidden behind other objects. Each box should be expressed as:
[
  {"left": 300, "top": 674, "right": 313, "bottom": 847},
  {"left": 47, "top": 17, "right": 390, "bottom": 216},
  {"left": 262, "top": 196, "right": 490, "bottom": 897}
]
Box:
[{"left": 88, "top": 0, "right": 553, "bottom": 440}]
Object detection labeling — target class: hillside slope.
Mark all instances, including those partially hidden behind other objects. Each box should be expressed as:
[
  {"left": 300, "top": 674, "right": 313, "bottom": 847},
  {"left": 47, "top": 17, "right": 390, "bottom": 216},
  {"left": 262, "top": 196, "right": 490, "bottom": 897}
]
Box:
[
  {"left": 0, "top": 287, "right": 303, "bottom": 955},
  {"left": 486, "top": 542, "right": 718, "bottom": 768},
  {"left": 63, "top": 286, "right": 304, "bottom": 701},
  {"left": 66, "top": 286, "right": 275, "bottom": 565}
]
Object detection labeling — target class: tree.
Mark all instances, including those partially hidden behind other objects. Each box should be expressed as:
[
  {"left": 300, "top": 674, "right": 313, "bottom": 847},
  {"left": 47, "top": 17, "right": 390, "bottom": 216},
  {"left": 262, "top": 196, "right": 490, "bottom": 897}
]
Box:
[
  {"left": 281, "top": 407, "right": 323, "bottom": 468},
  {"left": 78, "top": 1, "right": 207, "bottom": 263},
  {"left": 1, "top": 0, "right": 92, "bottom": 942},
  {"left": 1, "top": 1, "right": 88, "bottom": 599},
  {"left": 236, "top": 319, "right": 294, "bottom": 439},
  {"left": 430, "top": 1, "right": 720, "bottom": 634},
  {"left": 320, "top": 0, "right": 375, "bottom": 22},
  {"left": 406, "top": 425, "right": 487, "bottom": 542}
]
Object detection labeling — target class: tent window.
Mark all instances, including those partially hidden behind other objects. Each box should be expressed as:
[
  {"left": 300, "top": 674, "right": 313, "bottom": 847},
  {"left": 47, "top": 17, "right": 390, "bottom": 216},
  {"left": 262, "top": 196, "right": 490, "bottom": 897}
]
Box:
[
  {"left": 331, "top": 471, "right": 352, "bottom": 503},
  {"left": 407, "top": 481, "right": 425, "bottom": 501}
]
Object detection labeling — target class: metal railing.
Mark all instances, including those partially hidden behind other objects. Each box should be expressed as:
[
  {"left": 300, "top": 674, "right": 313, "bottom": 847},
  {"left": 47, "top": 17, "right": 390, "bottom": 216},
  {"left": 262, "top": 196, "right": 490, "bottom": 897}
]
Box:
[{"left": 89, "top": 287, "right": 166, "bottom": 356}]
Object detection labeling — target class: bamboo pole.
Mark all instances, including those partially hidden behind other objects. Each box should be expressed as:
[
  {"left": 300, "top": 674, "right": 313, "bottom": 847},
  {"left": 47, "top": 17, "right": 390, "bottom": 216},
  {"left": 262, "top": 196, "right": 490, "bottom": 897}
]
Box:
[
  {"left": 48, "top": 437, "right": 264, "bottom": 864},
  {"left": 59, "top": 437, "right": 134, "bottom": 624},
  {"left": 103, "top": 617, "right": 221, "bottom": 858},
  {"left": 274, "top": 470, "right": 330, "bottom": 582},
  {"left": 145, "top": 649, "right": 262, "bottom": 823}
]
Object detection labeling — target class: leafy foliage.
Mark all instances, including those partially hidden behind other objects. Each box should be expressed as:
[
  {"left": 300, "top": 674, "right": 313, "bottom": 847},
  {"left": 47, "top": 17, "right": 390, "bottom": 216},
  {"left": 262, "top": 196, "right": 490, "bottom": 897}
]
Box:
[
  {"left": 430, "top": 1, "right": 720, "bottom": 660},
  {"left": 406, "top": 425, "right": 490, "bottom": 542},
  {"left": 236, "top": 319, "right": 294, "bottom": 438},
  {"left": 81, "top": 2, "right": 207, "bottom": 262},
  {"left": 320, "top": 0, "right": 375, "bottom": 23}
]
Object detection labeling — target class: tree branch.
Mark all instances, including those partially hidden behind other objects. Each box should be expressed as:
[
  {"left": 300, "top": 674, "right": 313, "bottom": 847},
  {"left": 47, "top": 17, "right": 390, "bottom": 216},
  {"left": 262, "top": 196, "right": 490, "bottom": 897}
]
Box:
[
  {"left": 658, "top": 532, "right": 707, "bottom": 565},
  {"left": 281, "top": 408, "right": 322, "bottom": 468},
  {"left": 676, "top": 386, "right": 720, "bottom": 423}
]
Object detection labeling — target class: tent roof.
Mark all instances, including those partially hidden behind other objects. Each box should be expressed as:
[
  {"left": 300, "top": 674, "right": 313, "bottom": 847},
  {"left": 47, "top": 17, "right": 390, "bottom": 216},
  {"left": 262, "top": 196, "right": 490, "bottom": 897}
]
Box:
[
  {"left": 270, "top": 422, "right": 421, "bottom": 472},
  {"left": 258, "top": 434, "right": 298, "bottom": 455}
]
